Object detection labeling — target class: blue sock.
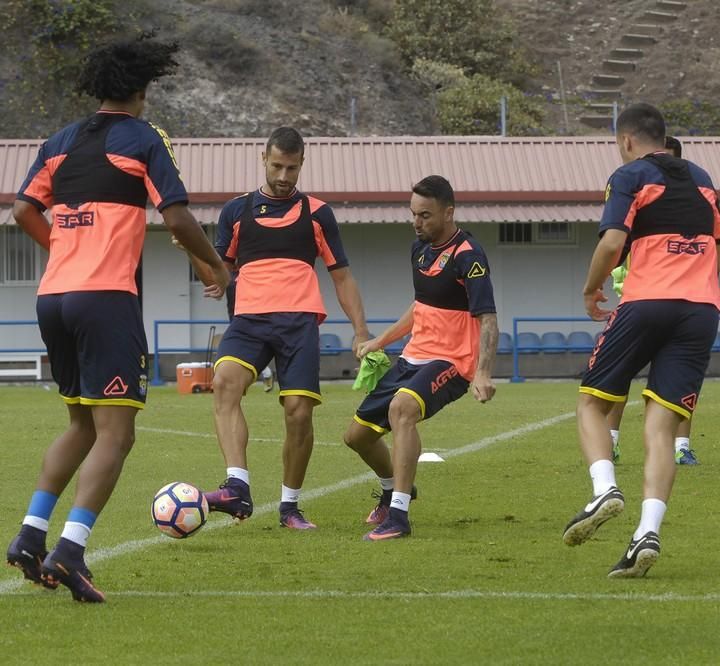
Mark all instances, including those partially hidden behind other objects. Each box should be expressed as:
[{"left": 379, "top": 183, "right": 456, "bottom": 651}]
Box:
[
  {"left": 23, "top": 490, "right": 59, "bottom": 531},
  {"left": 67, "top": 507, "right": 98, "bottom": 529}
]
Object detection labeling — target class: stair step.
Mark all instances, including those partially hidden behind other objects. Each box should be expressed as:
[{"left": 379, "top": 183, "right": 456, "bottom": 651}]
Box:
[
  {"left": 610, "top": 48, "right": 644, "bottom": 59},
  {"left": 603, "top": 59, "right": 637, "bottom": 72},
  {"left": 644, "top": 10, "right": 679, "bottom": 21},
  {"left": 656, "top": 0, "right": 687, "bottom": 10},
  {"left": 580, "top": 115, "right": 616, "bottom": 129},
  {"left": 629, "top": 23, "right": 664, "bottom": 35},
  {"left": 621, "top": 33, "right": 658, "bottom": 45},
  {"left": 584, "top": 88, "right": 623, "bottom": 100},
  {"left": 592, "top": 74, "right": 626, "bottom": 86},
  {"left": 587, "top": 103, "right": 617, "bottom": 112}
]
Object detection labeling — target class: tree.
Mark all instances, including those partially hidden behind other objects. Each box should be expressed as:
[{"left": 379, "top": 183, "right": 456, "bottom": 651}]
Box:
[
  {"left": 387, "top": 0, "right": 533, "bottom": 86},
  {"left": 3, "top": 0, "right": 127, "bottom": 136}
]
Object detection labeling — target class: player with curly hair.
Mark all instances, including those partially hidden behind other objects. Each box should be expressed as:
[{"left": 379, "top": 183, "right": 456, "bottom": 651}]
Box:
[{"left": 6, "top": 35, "right": 229, "bottom": 603}]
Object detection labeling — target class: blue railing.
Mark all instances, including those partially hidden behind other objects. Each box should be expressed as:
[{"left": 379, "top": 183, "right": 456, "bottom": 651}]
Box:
[{"left": 150, "top": 318, "right": 397, "bottom": 385}]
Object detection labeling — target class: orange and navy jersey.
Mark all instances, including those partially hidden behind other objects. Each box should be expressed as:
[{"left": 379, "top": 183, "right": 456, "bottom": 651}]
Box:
[
  {"left": 17, "top": 111, "right": 188, "bottom": 295},
  {"left": 402, "top": 228, "right": 496, "bottom": 380},
  {"left": 600, "top": 152, "right": 720, "bottom": 307},
  {"left": 215, "top": 188, "right": 349, "bottom": 320}
]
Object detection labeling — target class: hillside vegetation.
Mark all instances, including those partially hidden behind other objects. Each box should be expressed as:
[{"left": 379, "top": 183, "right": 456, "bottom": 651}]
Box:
[{"left": 2, "top": 0, "right": 719, "bottom": 139}]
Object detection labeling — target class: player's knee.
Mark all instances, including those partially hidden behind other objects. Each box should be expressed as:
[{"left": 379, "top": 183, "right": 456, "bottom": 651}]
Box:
[
  {"left": 343, "top": 427, "right": 359, "bottom": 451},
  {"left": 388, "top": 394, "right": 421, "bottom": 428},
  {"left": 213, "top": 364, "right": 251, "bottom": 398}
]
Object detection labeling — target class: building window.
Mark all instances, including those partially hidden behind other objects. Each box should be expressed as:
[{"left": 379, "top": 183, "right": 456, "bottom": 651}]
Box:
[
  {"left": 0, "top": 226, "right": 47, "bottom": 284},
  {"left": 536, "top": 222, "right": 575, "bottom": 244},
  {"left": 499, "top": 223, "right": 532, "bottom": 245},
  {"left": 498, "top": 222, "right": 576, "bottom": 245}
]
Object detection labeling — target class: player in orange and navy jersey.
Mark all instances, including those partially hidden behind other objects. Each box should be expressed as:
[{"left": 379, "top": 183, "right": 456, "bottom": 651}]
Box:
[
  {"left": 193, "top": 127, "right": 370, "bottom": 530},
  {"left": 343, "top": 175, "right": 499, "bottom": 540},
  {"left": 562, "top": 103, "right": 720, "bottom": 578},
  {"left": 607, "top": 136, "right": 700, "bottom": 466},
  {"left": 6, "top": 36, "right": 229, "bottom": 603}
]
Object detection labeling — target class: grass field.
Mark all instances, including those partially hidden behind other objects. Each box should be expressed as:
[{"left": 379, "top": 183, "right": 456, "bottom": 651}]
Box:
[{"left": 2, "top": 380, "right": 720, "bottom": 665}]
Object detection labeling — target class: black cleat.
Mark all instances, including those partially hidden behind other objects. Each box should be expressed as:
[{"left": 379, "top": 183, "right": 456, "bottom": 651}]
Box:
[
  {"left": 563, "top": 486, "right": 624, "bottom": 546},
  {"left": 608, "top": 531, "right": 661, "bottom": 579}
]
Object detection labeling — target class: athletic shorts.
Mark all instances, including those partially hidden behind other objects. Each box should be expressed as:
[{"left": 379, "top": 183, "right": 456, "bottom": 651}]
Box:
[
  {"left": 580, "top": 299, "right": 718, "bottom": 418},
  {"left": 215, "top": 312, "right": 321, "bottom": 402},
  {"left": 37, "top": 291, "right": 148, "bottom": 409},
  {"left": 354, "top": 357, "right": 469, "bottom": 433}
]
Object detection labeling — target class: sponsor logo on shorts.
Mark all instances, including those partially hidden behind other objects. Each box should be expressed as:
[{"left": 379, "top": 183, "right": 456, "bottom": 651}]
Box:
[
  {"left": 666, "top": 240, "right": 708, "bottom": 255},
  {"left": 681, "top": 393, "right": 697, "bottom": 411},
  {"left": 56, "top": 211, "right": 94, "bottom": 229},
  {"left": 139, "top": 374, "right": 148, "bottom": 397},
  {"left": 431, "top": 365, "right": 459, "bottom": 394},
  {"left": 104, "top": 376, "right": 129, "bottom": 397}
]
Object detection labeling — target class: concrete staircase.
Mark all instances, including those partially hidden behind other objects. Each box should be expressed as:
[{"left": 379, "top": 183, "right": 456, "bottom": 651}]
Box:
[{"left": 579, "top": 0, "right": 687, "bottom": 129}]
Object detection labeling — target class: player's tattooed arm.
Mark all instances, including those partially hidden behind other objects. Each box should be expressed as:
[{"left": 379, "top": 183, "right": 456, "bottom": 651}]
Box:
[{"left": 472, "top": 312, "right": 498, "bottom": 403}]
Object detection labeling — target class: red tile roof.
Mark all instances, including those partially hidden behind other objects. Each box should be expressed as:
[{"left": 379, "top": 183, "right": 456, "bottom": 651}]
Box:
[{"left": 2, "top": 135, "right": 719, "bottom": 223}]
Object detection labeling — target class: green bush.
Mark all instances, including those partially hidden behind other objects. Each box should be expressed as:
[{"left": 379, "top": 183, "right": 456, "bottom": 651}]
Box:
[
  {"left": 660, "top": 99, "right": 720, "bottom": 135},
  {"left": 436, "top": 73, "right": 546, "bottom": 136},
  {"left": 387, "top": 0, "right": 534, "bottom": 85}
]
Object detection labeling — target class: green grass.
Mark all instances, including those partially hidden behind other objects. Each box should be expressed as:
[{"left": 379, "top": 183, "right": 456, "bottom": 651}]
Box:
[{"left": 2, "top": 380, "right": 720, "bottom": 665}]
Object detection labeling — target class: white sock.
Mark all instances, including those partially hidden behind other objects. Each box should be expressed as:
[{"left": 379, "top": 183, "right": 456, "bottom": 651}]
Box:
[
  {"left": 610, "top": 430, "right": 619, "bottom": 447},
  {"left": 281, "top": 485, "right": 301, "bottom": 504},
  {"left": 22, "top": 516, "right": 49, "bottom": 532},
  {"left": 675, "top": 437, "right": 690, "bottom": 453},
  {"left": 634, "top": 498, "right": 667, "bottom": 540},
  {"left": 227, "top": 467, "right": 249, "bottom": 485},
  {"left": 379, "top": 477, "right": 394, "bottom": 491},
  {"left": 261, "top": 367, "right": 272, "bottom": 380},
  {"left": 588, "top": 459, "right": 616, "bottom": 499},
  {"left": 61, "top": 521, "right": 92, "bottom": 548},
  {"left": 390, "top": 491, "right": 411, "bottom": 512}
]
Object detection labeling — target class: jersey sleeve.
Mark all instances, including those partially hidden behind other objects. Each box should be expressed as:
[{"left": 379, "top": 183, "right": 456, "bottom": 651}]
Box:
[
  {"left": 598, "top": 167, "right": 638, "bottom": 237},
  {"left": 142, "top": 123, "right": 188, "bottom": 211},
  {"left": 215, "top": 197, "right": 245, "bottom": 264},
  {"left": 312, "top": 202, "right": 349, "bottom": 270},
  {"left": 16, "top": 142, "right": 53, "bottom": 211},
  {"left": 455, "top": 244, "right": 497, "bottom": 316}
]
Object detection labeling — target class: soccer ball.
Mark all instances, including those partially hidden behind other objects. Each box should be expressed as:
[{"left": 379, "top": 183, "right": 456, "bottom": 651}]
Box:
[{"left": 151, "top": 481, "right": 209, "bottom": 538}]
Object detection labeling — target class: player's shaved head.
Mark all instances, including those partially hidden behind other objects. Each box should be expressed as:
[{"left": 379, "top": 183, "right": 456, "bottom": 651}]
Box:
[
  {"left": 616, "top": 103, "right": 665, "bottom": 146},
  {"left": 267, "top": 127, "right": 305, "bottom": 157}
]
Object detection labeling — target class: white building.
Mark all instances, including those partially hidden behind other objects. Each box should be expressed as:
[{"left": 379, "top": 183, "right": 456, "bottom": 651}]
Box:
[{"left": 2, "top": 135, "right": 719, "bottom": 378}]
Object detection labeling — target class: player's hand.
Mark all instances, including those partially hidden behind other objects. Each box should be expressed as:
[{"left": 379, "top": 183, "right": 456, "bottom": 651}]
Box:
[
  {"left": 471, "top": 375, "right": 496, "bottom": 403},
  {"left": 171, "top": 236, "right": 186, "bottom": 251},
  {"left": 357, "top": 337, "right": 381, "bottom": 358},
  {"left": 204, "top": 284, "right": 224, "bottom": 300},
  {"left": 205, "top": 263, "right": 230, "bottom": 300},
  {"left": 351, "top": 331, "right": 371, "bottom": 358},
  {"left": 584, "top": 288, "right": 612, "bottom": 321}
]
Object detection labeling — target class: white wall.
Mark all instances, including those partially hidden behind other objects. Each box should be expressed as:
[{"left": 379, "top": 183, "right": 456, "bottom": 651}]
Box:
[
  {"left": 0, "top": 223, "right": 616, "bottom": 352},
  {"left": 141, "top": 228, "right": 192, "bottom": 351}
]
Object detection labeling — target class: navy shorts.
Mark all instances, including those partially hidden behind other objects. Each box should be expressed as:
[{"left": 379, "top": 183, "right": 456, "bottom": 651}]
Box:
[
  {"left": 215, "top": 312, "right": 321, "bottom": 402},
  {"left": 354, "top": 357, "right": 469, "bottom": 433},
  {"left": 37, "top": 292, "right": 148, "bottom": 409},
  {"left": 580, "top": 299, "right": 718, "bottom": 418}
]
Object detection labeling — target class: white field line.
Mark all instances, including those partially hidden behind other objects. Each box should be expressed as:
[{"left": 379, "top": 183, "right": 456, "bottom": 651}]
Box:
[
  {"left": 9, "top": 588, "right": 719, "bottom": 603},
  {"left": 136, "top": 425, "right": 339, "bottom": 446},
  {"left": 1, "top": 402, "right": 640, "bottom": 597}
]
